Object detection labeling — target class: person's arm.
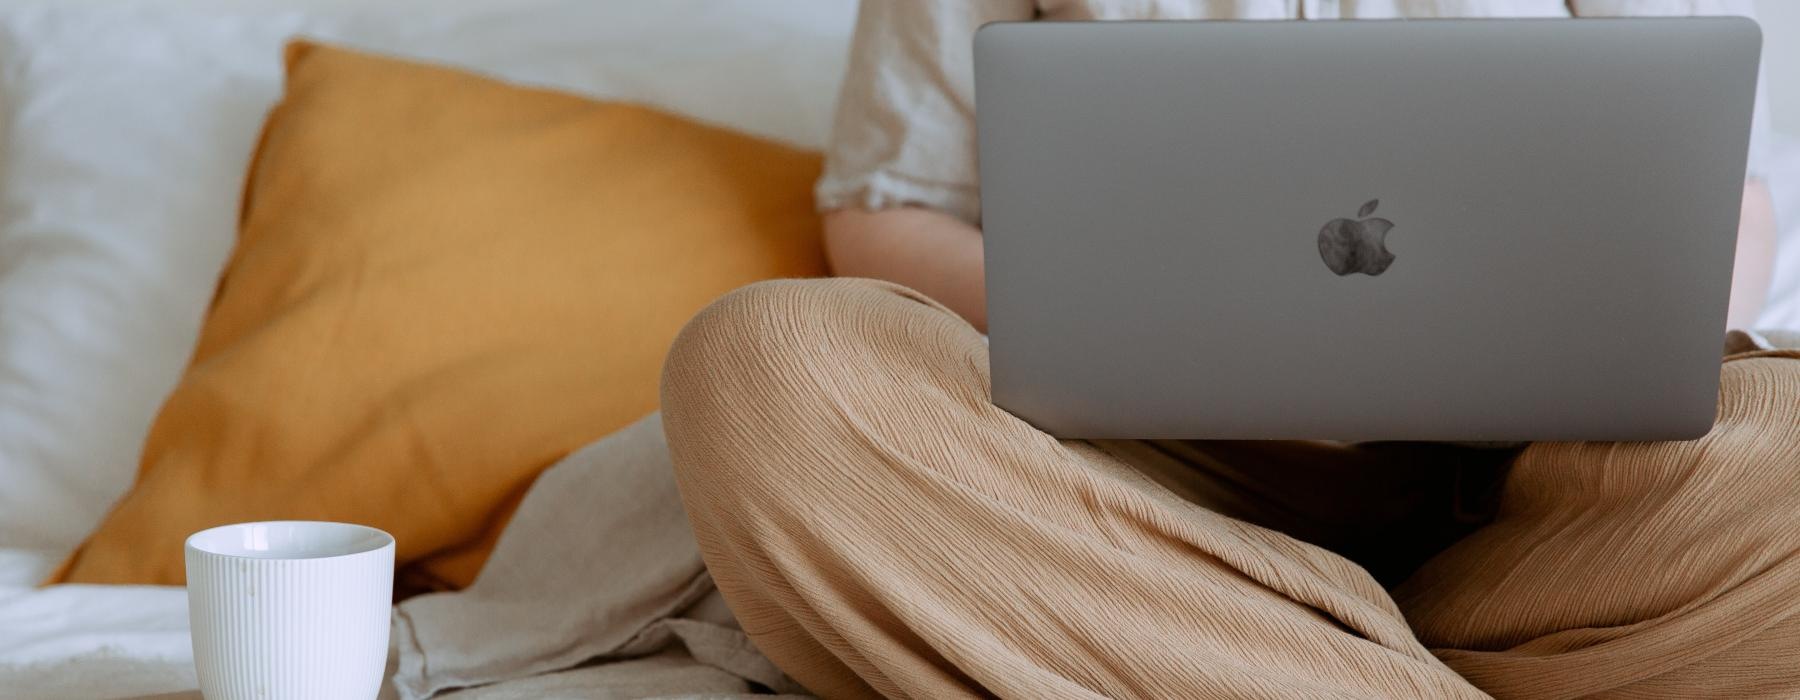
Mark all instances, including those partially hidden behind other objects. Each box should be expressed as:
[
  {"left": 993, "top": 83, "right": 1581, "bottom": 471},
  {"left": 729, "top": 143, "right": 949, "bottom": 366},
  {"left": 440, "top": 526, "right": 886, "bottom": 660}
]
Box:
[
  {"left": 814, "top": 0, "right": 1030, "bottom": 332},
  {"left": 1566, "top": 2, "right": 1775, "bottom": 328},
  {"left": 1729, "top": 179, "right": 1776, "bottom": 330},
  {"left": 823, "top": 180, "right": 1778, "bottom": 335},
  {"left": 821, "top": 181, "right": 1779, "bottom": 336},
  {"left": 825, "top": 207, "right": 988, "bottom": 331}
]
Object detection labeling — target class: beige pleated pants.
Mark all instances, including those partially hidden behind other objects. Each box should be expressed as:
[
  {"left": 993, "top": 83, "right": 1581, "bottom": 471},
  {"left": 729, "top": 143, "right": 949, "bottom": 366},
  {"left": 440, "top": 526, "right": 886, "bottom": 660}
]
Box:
[{"left": 661, "top": 278, "right": 1800, "bottom": 699}]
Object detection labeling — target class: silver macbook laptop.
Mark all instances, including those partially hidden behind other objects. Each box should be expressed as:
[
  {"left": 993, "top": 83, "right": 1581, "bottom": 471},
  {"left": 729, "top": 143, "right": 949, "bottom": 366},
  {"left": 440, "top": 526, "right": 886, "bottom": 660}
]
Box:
[{"left": 974, "top": 18, "right": 1761, "bottom": 441}]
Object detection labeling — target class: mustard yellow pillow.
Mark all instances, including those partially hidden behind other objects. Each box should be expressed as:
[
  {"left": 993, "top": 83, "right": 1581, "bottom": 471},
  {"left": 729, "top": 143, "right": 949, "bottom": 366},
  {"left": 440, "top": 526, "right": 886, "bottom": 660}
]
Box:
[{"left": 53, "top": 41, "right": 825, "bottom": 590}]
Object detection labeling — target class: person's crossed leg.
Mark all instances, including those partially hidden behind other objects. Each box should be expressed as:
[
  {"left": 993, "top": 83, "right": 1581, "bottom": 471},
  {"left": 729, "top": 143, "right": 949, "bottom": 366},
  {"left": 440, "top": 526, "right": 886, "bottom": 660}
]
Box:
[{"left": 661, "top": 278, "right": 1800, "bottom": 699}]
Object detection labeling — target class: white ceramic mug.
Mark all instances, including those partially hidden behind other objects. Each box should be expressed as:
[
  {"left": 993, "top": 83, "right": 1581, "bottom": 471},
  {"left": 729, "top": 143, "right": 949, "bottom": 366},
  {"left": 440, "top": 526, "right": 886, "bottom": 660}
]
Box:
[{"left": 185, "top": 521, "right": 395, "bottom": 700}]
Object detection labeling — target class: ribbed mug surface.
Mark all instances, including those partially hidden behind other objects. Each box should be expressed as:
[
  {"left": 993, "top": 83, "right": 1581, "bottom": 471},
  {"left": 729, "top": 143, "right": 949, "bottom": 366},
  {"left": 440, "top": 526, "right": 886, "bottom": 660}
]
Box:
[{"left": 185, "top": 521, "right": 394, "bottom": 700}]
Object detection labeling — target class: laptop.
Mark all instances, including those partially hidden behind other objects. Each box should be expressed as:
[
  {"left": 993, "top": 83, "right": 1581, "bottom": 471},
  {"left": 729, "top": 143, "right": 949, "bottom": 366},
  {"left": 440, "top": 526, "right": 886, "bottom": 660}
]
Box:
[{"left": 973, "top": 18, "right": 1762, "bottom": 441}]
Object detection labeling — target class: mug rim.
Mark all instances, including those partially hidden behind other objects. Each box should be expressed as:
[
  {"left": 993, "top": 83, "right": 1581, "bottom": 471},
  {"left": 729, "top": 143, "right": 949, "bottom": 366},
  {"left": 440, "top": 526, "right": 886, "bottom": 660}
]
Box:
[{"left": 185, "top": 520, "right": 394, "bottom": 562}]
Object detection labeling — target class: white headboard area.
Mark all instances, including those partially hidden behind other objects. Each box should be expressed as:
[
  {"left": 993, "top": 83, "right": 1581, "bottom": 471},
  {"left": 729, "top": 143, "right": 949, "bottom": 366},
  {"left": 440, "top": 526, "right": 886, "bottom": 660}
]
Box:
[{"left": 1757, "top": 0, "right": 1798, "bottom": 136}]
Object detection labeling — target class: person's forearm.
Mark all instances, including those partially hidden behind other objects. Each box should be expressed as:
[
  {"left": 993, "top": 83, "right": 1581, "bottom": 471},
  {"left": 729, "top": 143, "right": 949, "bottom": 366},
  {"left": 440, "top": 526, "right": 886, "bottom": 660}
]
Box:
[
  {"left": 821, "top": 181, "right": 1777, "bottom": 334},
  {"left": 823, "top": 207, "right": 989, "bottom": 331},
  {"left": 1728, "top": 179, "right": 1776, "bottom": 331}
]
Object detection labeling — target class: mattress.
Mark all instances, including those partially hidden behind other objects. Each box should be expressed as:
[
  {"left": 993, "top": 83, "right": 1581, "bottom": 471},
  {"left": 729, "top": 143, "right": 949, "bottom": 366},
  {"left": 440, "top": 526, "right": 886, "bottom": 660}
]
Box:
[{"left": 0, "top": 548, "right": 193, "bottom": 698}]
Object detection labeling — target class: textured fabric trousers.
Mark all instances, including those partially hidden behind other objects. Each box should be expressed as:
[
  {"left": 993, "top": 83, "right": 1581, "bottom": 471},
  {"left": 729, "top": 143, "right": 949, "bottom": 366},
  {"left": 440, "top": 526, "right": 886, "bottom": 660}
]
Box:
[{"left": 660, "top": 278, "right": 1800, "bottom": 699}]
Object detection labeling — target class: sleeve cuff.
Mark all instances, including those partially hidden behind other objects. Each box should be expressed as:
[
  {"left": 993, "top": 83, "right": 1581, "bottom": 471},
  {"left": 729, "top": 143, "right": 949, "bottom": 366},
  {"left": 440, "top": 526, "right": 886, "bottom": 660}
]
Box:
[{"left": 815, "top": 170, "right": 981, "bottom": 226}]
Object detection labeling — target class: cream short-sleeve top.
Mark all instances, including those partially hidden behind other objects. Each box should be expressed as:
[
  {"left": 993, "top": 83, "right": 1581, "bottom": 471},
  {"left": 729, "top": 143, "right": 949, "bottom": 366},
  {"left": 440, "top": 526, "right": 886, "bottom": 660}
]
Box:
[{"left": 816, "top": 0, "right": 1772, "bottom": 225}]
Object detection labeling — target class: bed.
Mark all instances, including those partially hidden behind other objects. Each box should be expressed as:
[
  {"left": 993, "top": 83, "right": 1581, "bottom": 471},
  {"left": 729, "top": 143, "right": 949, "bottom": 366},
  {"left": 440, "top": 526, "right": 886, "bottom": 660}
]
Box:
[
  {"left": 0, "top": 1, "right": 1795, "bottom": 698},
  {"left": 0, "top": 1, "right": 851, "bottom": 697}
]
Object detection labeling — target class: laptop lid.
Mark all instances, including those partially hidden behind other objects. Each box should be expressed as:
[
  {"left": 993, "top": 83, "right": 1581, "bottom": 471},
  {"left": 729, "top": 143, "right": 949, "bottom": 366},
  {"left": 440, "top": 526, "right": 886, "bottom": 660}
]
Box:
[{"left": 975, "top": 18, "right": 1761, "bottom": 440}]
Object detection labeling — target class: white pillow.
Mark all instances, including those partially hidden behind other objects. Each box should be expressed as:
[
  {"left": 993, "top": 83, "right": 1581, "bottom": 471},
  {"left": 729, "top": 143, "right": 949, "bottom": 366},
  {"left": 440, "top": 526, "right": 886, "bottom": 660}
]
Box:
[{"left": 0, "top": 0, "right": 855, "bottom": 559}]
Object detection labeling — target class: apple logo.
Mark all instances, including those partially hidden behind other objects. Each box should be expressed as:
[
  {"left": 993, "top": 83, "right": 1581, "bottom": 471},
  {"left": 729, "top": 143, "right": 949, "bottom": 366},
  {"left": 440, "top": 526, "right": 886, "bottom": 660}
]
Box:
[{"left": 1316, "top": 199, "right": 1395, "bottom": 276}]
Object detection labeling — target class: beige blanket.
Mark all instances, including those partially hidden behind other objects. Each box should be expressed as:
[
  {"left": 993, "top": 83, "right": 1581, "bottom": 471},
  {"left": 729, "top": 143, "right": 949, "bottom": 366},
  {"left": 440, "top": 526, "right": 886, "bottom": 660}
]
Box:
[{"left": 390, "top": 413, "right": 800, "bottom": 699}]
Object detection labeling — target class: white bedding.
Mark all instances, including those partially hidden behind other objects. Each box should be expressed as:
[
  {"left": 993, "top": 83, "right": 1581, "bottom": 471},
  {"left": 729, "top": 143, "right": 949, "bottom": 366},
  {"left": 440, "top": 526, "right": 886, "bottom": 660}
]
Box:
[
  {"left": 0, "top": 578, "right": 194, "bottom": 699},
  {"left": 0, "top": 1, "right": 1796, "bottom": 698},
  {"left": 0, "top": 0, "right": 856, "bottom": 557},
  {"left": 1, "top": 549, "right": 193, "bottom": 698},
  {"left": 0, "top": 0, "right": 855, "bottom": 696}
]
